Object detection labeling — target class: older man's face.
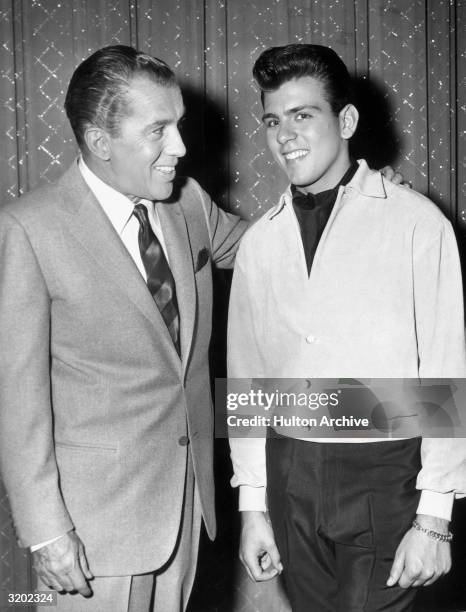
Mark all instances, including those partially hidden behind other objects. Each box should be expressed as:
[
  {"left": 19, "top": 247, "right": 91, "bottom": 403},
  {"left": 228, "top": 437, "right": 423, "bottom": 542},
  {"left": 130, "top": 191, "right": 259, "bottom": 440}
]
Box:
[{"left": 105, "top": 76, "right": 186, "bottom": 201}]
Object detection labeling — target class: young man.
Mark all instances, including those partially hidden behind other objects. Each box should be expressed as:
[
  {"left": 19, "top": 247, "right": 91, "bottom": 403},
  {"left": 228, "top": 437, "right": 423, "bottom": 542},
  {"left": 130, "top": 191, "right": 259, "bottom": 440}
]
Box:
[{"left": 228, "top": 44, "right": 466, "bottom": 611}]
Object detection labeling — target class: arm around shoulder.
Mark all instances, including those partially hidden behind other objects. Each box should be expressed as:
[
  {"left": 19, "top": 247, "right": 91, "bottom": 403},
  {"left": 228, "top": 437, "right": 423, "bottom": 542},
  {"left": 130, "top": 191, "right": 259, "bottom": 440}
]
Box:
[{"left": 190, "top": 178, "right": 249, "bottom": 269}]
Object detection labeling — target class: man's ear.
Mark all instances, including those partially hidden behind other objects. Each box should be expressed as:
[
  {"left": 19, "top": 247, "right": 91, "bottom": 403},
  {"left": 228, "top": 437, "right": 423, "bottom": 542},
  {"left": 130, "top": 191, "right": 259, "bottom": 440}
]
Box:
[
  {"left": 339, "top": 104, "right": 359, "bottom": 140},
  {"left": 83, "top": 126, "right": 111, "bottom": 161}
]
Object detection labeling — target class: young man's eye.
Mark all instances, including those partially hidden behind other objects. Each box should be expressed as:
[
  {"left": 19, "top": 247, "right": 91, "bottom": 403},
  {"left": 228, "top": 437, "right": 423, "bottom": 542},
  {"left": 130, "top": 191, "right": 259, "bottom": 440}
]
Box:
[
  {"left": 265, "top": 119, "right": 279, "bottom": 128},
  {"left": 296, "top": 112, "right": 311, "bottom": 121}
]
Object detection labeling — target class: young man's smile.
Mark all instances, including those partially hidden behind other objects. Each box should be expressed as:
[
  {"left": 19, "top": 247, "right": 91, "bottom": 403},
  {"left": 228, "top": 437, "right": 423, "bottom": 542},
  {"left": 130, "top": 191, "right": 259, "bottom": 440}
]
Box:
[{"left": 262, "top": 75, "right": 358, "bottom": 194}]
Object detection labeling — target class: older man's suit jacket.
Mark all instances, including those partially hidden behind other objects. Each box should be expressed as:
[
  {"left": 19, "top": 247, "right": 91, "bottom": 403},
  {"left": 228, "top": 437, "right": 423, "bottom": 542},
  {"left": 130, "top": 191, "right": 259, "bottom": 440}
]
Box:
[{"left": 0, "top": 161, "right": 247, "bottom": 576}]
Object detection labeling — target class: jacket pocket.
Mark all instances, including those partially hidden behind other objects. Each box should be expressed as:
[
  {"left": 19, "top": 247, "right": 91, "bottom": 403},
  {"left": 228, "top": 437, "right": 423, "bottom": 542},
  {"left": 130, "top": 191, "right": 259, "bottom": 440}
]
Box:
[{"left": 55, "top": 441, "right": 117, "bottom": 453}]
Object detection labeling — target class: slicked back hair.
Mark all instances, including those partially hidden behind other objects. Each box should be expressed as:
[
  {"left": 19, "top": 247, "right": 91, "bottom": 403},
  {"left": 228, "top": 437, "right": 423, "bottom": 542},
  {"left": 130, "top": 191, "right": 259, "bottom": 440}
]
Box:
[
  {"left": 253, "top": 44, "right": 352, "bottom": 114},
  {"left": 64, "top": 45, "right": 177, "bottom": 149}
]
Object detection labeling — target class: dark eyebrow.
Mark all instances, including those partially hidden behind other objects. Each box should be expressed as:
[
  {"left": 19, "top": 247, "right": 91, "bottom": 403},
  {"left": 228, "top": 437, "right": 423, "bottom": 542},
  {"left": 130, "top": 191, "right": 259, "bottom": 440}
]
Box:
[
  {"left": 146, "top": 111, "right": 187, "bottom": 130},
  {"left": 261, "top": 104, "right": 322, "bottom": 122}
]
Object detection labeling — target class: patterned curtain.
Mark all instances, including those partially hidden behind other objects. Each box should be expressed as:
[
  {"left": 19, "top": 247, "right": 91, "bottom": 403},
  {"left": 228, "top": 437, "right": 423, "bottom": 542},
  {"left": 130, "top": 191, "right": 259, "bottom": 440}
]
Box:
[{"left": 1, "top": 1, "right": 465, "bottom": 611}]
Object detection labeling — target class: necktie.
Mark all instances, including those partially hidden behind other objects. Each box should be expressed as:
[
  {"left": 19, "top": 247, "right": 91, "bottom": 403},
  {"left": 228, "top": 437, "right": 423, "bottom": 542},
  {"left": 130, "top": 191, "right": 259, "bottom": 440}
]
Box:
[{"left": 133, "top": 203, "right": 180, "bottom": 354}]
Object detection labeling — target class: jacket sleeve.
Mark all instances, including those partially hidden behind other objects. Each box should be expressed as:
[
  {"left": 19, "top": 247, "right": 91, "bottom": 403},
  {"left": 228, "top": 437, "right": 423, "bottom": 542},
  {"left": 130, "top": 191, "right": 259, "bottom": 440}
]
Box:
[
  {"left": 227, "top": 242, "right": 267, "bottom": 511},
  {"left": 413, "top": 216, "right": 466, "bottom": 516},
  {"left": 192, "top": 180, "right": 249, "bottom": 269},
  {"left": 0, "top": 210, "right": 73, "bottom": 547}
]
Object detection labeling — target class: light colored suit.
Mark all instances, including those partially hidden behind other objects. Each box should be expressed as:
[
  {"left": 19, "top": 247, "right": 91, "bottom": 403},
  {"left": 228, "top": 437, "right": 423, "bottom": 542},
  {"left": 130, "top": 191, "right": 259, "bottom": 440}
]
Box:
[{"left": 0, "top": 160, "right": 246, "bottom": 579}]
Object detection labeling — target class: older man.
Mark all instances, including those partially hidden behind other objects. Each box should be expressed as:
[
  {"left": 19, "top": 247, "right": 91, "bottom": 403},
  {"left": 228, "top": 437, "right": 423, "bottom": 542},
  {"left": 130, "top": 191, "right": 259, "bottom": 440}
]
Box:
[{"left": 0, "top": 45, "right": 247, "bottom": 611}]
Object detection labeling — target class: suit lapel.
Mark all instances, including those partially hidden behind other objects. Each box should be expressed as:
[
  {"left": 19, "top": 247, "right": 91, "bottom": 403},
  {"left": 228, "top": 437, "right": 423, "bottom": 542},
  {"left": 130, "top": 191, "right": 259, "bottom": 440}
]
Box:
[
  {"left": 56, "top": 163, "right": 181, "bottom": 361},
  {"left": 156, "top": 200, "right": 197, "bottom": 370}
]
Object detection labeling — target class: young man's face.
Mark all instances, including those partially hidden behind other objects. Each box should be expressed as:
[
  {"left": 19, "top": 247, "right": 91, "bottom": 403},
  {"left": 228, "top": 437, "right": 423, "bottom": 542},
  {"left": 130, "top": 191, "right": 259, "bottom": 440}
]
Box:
[
  {"left": 262, "top": 76, "right": 357, "bottom": 194},
  {"left": 99, "top": 76, "right": 186, "bottom": 201}
]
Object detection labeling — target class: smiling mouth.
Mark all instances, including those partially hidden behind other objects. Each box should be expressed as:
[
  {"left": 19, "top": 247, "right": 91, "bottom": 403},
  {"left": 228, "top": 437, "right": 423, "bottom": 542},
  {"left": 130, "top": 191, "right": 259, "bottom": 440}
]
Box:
[
  {"left": 283, "top": 149, "right": 309, "bottom": 161},
  {"left": 154, "top": 166, "right": 176, "bottom": 175}
]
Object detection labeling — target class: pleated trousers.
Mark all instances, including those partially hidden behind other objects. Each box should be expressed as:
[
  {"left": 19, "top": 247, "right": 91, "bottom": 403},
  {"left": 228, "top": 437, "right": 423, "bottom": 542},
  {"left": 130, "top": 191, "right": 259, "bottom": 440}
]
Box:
[{"left": 267, "top": 435, "right": 422, "bottom": 612}]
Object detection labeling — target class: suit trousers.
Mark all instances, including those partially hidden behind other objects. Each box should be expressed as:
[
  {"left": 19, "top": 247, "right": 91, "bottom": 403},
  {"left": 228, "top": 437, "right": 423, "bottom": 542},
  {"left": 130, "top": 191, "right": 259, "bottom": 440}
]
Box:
[
  {"left": 37, "top": 450, "right": 201, "bottom": 612},
  {"left": 266, "top": 435, "right": 422, "bottom": 612}
]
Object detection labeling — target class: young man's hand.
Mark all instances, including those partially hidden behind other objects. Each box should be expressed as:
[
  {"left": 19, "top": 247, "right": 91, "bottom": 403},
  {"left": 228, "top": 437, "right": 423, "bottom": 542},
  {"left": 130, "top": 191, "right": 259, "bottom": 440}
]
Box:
[
  {"left": 240, "top": 511, "right": 283, "bottom": 581},
  {"left": 387, "top": 514, "right": 451, "bottom": 588}
]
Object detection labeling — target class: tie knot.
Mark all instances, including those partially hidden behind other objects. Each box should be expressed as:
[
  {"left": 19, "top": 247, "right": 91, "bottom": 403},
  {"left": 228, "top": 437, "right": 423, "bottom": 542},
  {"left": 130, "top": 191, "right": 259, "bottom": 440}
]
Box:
[
  {"left": 292, "top": 189, "right": 317, "bottom": 210},
  {"left": 133, "top": 203, "right": 150, "bottom": 227}
]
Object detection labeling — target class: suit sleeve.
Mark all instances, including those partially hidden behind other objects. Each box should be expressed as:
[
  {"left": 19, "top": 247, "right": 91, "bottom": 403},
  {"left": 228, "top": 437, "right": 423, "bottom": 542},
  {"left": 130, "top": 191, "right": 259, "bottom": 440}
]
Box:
[
  {"left": 192, "top": 180, "right": 249, "bottom": 269},
  {"left": 0, "top": 211, "right": 73, "bottom": 547},
  {"left": 412, "top": 217, "right": 466, "bottom": 518}
]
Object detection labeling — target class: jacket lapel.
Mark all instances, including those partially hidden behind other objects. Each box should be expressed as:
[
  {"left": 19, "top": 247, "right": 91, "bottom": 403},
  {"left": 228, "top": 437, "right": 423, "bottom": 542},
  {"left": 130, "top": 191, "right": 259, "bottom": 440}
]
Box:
[
  {"left": 56, "top": 163, "right": 181, "bottom": 361},
  {"left": 156, "top": 200, "right": 197, "bottom": 370}
]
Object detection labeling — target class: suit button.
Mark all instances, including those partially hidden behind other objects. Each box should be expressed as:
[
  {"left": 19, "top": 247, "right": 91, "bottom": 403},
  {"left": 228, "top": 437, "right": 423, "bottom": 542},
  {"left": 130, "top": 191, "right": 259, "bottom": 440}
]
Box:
[{"left": 178, "top": 436, "right": 189, "bottom": 446}]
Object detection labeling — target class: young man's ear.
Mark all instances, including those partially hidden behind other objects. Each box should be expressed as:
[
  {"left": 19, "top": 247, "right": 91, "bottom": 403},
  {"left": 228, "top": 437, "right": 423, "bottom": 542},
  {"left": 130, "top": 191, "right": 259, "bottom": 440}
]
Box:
[
  {"left": 339, "top": 104, "right": 359, "bottom": 140},
  {"left": 83, "top": 126, "right": 111, "bottom": 161}
]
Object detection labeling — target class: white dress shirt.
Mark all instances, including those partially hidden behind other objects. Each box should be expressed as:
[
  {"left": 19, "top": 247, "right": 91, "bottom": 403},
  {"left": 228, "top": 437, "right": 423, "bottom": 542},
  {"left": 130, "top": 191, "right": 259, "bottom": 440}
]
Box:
[
  {"left": 79, "top": 156, "right": 170, "bottom": 270},
  {"left": 31, "top": 157, "right": 171, "bottom": 552},
  {"left": 228, "top": 160, "right": 466, "bottom": 521}
]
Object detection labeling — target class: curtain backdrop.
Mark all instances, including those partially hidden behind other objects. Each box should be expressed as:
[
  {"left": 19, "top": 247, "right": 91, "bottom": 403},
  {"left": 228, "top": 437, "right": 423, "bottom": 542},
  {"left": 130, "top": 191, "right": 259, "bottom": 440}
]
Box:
[
  {"left": 1, "top": 1, "right": 465, "bottom": 611},
  {"left": 1, "top": 0, "right": 465, "bottom": 219}
]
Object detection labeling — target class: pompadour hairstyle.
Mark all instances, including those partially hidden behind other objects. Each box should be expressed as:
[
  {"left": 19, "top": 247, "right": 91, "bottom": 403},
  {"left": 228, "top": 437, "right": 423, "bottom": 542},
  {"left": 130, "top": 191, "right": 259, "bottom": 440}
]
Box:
[
  {"left": 253, "top": 44, "right": 352, "bottom": 114},
  {"left": 64, "top": 45, "right": 177, "bottom": 149}
]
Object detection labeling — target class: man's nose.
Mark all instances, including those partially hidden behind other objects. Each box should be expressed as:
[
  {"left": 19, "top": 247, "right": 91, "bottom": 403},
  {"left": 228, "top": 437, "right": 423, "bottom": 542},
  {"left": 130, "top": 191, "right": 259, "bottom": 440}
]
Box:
[
  {"left": 167, "top": 126, "right": 186, "bottom": 158},
  {"left": 277, "top": 122, "right": 296, "bottom": 145}
]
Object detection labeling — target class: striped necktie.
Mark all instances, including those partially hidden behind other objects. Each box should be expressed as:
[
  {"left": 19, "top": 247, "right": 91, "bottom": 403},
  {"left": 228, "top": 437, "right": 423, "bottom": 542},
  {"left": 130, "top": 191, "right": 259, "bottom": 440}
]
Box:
[{"left": 133, "top": 203, "right": 180, "bottom": 354}]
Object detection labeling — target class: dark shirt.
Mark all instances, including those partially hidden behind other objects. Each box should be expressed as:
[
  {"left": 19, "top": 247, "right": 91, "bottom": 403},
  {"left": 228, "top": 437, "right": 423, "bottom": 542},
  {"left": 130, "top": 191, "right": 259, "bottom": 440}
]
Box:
[{"left": 292, "top": 161, "right": 359, "bottom": 275}]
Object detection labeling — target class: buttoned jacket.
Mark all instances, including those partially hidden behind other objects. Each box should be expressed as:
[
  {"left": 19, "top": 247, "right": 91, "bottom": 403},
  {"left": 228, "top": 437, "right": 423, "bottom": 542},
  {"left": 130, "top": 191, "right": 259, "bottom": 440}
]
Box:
[
  {"left": 228, "top": 160, "right": 466, "bottom": 509},
  {"left": 0, "top": 160, "right": 247, "bottom": 575}
]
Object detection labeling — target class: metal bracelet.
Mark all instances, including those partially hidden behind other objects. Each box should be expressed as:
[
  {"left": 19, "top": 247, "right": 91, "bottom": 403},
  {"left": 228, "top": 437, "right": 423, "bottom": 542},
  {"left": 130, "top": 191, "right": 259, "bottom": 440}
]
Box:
[{"left": 412, "top": 519, "right": 453, "bottom": 542}]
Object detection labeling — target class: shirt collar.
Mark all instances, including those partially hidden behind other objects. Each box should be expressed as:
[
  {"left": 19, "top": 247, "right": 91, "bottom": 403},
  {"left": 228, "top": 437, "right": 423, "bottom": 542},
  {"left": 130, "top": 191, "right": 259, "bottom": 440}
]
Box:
[
  {"left": 78, "top": 157, "right": 153, "bottom": 235},
  {"left": 290, "top": 160, "right": 359, "bottom": 210},
  {"left": 267, "top": 159, "right": 387, "bottom": 221}
]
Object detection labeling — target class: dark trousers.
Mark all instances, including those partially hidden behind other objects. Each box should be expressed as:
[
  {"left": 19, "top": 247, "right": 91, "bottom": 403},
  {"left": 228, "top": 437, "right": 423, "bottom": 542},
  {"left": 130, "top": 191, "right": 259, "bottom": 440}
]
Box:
[{"left": 266, "top": 435, "right": 422, "bottom": 612}]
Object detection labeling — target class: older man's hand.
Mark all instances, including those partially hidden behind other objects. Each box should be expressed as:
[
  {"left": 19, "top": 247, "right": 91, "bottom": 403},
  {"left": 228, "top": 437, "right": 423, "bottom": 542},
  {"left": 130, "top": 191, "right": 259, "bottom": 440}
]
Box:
[
  {"left": 387, "top": 515, "right": 451, "bottom": 589},
  {"left": 32, "top": 531, "right": 94, "bottom": 596},
  {"left": 381, "top": 165, "right": 409, "bottom": 186}
]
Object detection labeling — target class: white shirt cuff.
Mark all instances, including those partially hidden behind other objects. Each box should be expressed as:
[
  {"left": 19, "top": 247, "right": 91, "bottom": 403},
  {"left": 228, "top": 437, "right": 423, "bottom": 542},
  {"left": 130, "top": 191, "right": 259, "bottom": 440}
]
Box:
[
  {"left": 416, "top": 490, "right": 455, "bottom": 521},
  {"left": 238, "top": 485, "right": 267, "bottom": 512},
  {"left": 30, "top": 533, "right": 68, "bottom": 552}
]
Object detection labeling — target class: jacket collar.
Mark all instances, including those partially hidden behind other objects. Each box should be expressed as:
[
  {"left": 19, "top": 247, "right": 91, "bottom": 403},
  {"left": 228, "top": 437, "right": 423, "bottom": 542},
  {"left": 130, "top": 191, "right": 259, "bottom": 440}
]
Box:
[
  {"left": 56, "top": 159, "right": 195, "bottom": 369},
  {"left": 267, "top": 159, "right": 387, "bottom": 221}
]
